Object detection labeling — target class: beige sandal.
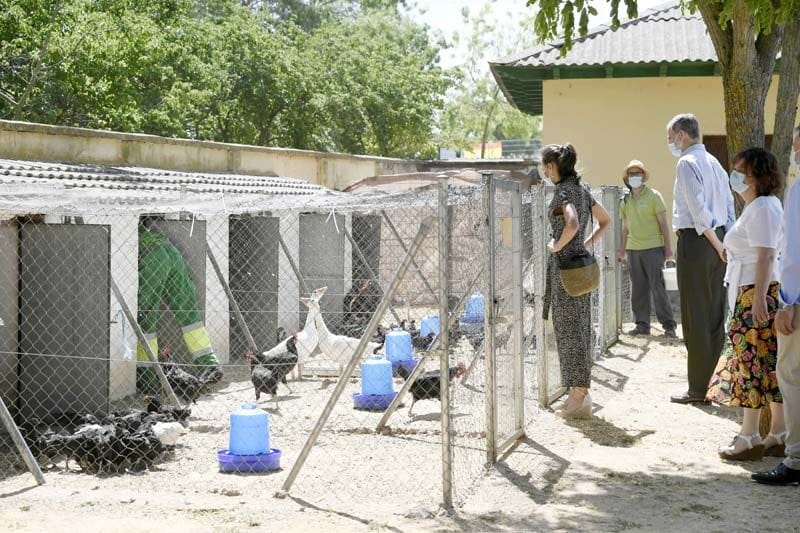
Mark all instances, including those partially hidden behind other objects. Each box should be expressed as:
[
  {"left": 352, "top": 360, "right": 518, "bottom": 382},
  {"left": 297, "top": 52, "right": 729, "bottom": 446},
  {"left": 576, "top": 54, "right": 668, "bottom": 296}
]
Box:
[
  {"left": 718, "top": 433, "right": 764, "bottom": 461},
  {"left": 560, "top": 390, "right": 592, "bottom": 419},
  {"left": 764, "top": 431, "right": 787, "bottom": 457}
]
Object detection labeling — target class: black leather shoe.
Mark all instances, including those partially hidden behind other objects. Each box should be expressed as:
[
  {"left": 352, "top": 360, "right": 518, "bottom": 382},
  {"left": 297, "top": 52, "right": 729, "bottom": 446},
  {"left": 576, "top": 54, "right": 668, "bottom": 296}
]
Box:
[
  {"left": 627, "top": 326, "right": 650, "bottom": 336},
  {"left": 751, "top": 463, "right": 800, "bottom": 485},
  {"left": 670, "top": 391, "right": 709, "bottom": 404}
]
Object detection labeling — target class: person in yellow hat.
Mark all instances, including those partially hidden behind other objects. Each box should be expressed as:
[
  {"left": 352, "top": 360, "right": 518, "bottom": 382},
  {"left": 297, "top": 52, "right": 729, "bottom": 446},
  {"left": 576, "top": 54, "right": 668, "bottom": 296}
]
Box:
[{"left": 617, "top": 160, "right": 677, "bottom": 338}]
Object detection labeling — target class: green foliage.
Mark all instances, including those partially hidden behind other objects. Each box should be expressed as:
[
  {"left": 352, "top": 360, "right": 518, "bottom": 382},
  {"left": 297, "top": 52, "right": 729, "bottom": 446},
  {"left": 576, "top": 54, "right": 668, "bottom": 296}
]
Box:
[
  {"left": 0, "top": 0, "right": 445, "bottom": 157},
  {"left": 527, "top": 0, "right": 800, "bottom": 54},
  {"left": 438, "top": 4, "right": 541, "bottom": 153}
]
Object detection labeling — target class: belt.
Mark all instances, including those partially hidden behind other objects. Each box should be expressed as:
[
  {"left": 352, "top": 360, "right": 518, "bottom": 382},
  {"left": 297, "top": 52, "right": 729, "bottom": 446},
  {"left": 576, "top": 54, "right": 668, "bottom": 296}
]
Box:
[{"left": 676, "top": 226, "right": 724, "bottom": 237}]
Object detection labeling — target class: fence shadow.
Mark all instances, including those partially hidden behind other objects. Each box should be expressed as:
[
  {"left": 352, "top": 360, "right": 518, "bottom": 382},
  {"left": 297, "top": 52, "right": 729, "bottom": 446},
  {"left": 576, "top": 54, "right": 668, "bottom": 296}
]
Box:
[
  {"left": 439, "top": 466, "right": 795, "bottom": 532},
  {"left": 564, "top": 416, "right": 655, "bottom": 448}
]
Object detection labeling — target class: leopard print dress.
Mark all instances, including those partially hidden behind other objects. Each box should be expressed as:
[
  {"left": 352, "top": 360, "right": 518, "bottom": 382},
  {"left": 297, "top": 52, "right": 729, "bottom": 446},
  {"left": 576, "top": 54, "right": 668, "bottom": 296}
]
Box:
[{"left": 543, "top": 178, "right": 595, "bottom": 388}]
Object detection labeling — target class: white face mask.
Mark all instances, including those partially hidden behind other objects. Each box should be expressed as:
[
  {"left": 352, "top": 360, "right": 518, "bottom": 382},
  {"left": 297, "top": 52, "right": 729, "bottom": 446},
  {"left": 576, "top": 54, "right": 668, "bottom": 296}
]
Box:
[
  {"left": 668, "top": 142, "right": 682, "bottom": 158},
  {"left": 627, "top": 175, "right": 643, "bottom": 188},
  {"left": 729, "top": 170, "right": 751, "bottom": 194},
  {"left": 791, "top": 149, "right": 800, "bottom": 171}
]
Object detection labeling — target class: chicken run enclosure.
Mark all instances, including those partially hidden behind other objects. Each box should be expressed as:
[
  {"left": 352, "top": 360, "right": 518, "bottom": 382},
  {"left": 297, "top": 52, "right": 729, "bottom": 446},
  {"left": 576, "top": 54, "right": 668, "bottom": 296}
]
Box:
[{"left": 0, "top": 159, "right": 628, "bottom": 510}]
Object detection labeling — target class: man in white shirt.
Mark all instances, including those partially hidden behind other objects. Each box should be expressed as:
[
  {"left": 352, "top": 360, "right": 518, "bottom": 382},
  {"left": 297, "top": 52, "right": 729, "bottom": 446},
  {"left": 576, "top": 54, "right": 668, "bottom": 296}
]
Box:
[
  {"left": 667, "top": 114, "right": 735, "bottom": 404},
  {"left": 752, "top": 127, "right": 800, "bottom": 485}
]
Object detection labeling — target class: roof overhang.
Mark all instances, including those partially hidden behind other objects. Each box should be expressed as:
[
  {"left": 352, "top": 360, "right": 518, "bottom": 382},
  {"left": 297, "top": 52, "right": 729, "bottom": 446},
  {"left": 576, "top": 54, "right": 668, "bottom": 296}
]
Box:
[{"left": 491, "top": 60, "right": 733, "bottom": 116}]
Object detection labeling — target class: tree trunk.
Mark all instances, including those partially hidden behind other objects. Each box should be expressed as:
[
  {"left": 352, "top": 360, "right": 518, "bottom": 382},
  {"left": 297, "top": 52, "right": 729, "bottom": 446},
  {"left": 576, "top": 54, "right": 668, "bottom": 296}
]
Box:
[
  {"left": 480, "top": 85, "right": 501, "bottom": 158},
  {"left": 772, "top": 17, "right": 800, "bottom": 184},
  {"left": 696, "top": 0, "right": 782, "bottom": 217}
]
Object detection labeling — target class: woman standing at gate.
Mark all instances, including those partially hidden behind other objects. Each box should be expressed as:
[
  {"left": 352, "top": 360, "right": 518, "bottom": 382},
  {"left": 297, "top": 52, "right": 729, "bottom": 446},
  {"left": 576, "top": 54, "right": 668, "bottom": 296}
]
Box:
[{"left": 542, "top": 144, "right": 611, "bottom": 419}]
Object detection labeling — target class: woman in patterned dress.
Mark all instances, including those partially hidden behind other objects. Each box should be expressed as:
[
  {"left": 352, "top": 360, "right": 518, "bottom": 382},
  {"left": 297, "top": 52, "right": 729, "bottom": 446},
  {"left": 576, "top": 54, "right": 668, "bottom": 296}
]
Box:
[
  {"left": 706, "top": 148, "right": 786, "bottom": 460},
  {"left": 542, "top": 144, "right": 611, "bottom": 418}
]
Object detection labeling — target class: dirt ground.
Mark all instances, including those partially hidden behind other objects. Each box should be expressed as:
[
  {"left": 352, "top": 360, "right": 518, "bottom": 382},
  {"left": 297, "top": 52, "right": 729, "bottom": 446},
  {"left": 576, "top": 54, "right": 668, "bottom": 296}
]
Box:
[{"left": 1, "top": 327, "right": 798, "bottom": 532}]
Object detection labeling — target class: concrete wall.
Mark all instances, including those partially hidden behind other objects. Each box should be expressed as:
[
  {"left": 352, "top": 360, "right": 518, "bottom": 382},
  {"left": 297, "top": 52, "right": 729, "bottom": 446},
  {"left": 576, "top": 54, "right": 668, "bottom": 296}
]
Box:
[
  {"left": 0, "top": 120, "right": 419, "bottom": 190},
  {"left": 543, "top": 76, "right": 799, "bottom": 237},
  {"left": 0, "top": 221, "right": 18, "bottom": 406}
]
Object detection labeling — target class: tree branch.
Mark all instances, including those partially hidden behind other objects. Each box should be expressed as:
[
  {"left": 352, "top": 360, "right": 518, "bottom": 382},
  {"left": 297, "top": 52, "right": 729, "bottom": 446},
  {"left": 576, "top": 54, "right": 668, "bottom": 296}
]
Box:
[
  {"left": 755, "top": 23, "right": 783, "bottom": 77},
  {"left": 0, "top": 87, "right": 19, "bottom": 108},
  {"left": 696, "top": 0, "right": 733, "bottom": 70},
  {"left": 13, "top": 0, "right": 62, "bottom": 120},
  {"left": 772, "top": 16, "right": 800, "bottom": 187}
]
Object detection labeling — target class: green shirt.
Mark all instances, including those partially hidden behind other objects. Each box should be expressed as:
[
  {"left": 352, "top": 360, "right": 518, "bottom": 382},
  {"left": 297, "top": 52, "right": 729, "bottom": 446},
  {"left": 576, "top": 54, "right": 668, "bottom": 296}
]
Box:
[{"left": 619, "top": 185, "right": 667, "bottom": 250}]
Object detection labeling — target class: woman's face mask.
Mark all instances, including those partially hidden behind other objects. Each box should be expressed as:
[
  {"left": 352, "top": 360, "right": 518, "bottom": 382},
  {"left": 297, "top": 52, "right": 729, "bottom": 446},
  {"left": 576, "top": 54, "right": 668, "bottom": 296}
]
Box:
[
  {"left": 627, "top": 174, "right": 644, "bottom": 188},
  {"left": 729, "top": 169, "right": 751, "bottom": 194}
]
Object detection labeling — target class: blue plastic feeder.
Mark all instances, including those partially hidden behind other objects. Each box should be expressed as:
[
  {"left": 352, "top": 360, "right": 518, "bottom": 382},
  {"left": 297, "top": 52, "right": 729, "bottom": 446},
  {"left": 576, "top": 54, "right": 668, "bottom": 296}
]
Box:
[
  {"left": 385, "top": 328, "right": 413, "bottom": 363},
  {"left": 217, "top": 449, "right": 281, "bottom": 473},
  {"left": 353, "top": 391, "right": 397, "bottom": 411},
  {"left": 219, "top": 404, "right": 279, "bottom": 473},
  {"left": 229, "top": 403, "right": 269, "bottom": 455},
  {"left": 361, "top": 355, "right": 393, "bottom": 396},
  {"left": 392, "top": 357, "right": 419, "bottom": 377},
  {"left": 463, "top": 292, "right": 485, "bottom": 323},
  {"left": 354, "top": 354, "right": 397, "bottom": 411},
  {"left": 420, "top": 315, "right": 440, "bottom": 337}
]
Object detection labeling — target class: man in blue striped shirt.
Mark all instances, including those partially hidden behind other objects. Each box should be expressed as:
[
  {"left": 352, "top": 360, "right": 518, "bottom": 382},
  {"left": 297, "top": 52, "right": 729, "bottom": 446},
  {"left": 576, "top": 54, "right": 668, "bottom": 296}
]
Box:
[
  {"left": 667, "top": 114, "right": 735, "bottom": 404},
  {"left": 752, "top": 127, "right": 800, "bottom": 485}
]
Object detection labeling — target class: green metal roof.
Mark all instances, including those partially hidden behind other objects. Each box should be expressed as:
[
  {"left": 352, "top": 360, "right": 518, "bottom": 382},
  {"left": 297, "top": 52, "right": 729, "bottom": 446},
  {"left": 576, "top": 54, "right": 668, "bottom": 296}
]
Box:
[{"left": 490, "top": 3, "right": 726, "bottom": 115}]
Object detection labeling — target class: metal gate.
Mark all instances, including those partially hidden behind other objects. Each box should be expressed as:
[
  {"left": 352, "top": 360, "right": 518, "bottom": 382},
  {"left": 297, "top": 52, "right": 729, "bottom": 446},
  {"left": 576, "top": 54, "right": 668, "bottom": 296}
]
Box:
[{"left": 482, "top": 174, "right": 525, "bottom": 460}]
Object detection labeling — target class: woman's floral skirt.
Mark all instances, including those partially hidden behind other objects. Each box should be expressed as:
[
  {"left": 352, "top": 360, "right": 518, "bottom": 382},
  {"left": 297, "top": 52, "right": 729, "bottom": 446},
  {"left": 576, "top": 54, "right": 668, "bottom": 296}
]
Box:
[{"left": 706, "top": 282, "right": 782, "bottom": 408}]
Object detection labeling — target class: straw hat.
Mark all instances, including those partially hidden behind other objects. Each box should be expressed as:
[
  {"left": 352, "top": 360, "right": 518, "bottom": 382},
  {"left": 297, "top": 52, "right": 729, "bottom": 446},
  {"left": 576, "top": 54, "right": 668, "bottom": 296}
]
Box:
[{"left": 623, "top": 160, "right": 650, "bottom": 183}]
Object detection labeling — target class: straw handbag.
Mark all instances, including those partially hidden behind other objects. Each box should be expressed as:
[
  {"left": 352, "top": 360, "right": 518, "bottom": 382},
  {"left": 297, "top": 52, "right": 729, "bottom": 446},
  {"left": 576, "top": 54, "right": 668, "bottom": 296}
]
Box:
[
  {"left": 558, "top": 186, "right": 600, "bottom": 297},
  {"left": 559, "top": 250, "right": 600, "bottom": 297}
]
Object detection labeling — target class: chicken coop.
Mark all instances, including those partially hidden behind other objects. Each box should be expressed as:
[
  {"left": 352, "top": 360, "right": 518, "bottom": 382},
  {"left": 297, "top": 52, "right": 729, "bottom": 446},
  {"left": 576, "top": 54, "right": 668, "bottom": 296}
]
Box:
[{"left": 0, "top": 159, "right": 626, "bottom": 512}]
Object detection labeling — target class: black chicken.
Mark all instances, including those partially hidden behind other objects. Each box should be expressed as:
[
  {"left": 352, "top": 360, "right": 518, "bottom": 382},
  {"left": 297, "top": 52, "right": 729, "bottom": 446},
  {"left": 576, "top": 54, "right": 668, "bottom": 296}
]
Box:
[
  {"left": 396, "top": 362, "right": 467, "bottom": 416},
  {"left": 22, "top": 406, "right": 182, "bottom": 474},
  {"left": 247, "top": 335, "right": 298, "bottom": 405},
  {"left": 159, "top": 348, "right": 215, "bottom": 403},
  {"left": 144, "top": 394, "right": 192, "bottom": 425}
]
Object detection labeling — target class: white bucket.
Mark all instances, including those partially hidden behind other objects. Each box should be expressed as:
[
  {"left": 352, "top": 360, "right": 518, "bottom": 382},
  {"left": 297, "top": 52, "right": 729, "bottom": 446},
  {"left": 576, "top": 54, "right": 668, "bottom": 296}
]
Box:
[{"left": 663, "top": 267, "right": 678, "bottom": 291}]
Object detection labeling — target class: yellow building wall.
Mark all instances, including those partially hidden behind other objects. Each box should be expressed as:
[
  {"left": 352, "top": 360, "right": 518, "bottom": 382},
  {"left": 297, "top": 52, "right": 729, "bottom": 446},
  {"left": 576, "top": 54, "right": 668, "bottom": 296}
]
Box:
[{"left": 543, "top": 76, "right": 796, "bottom": 247}]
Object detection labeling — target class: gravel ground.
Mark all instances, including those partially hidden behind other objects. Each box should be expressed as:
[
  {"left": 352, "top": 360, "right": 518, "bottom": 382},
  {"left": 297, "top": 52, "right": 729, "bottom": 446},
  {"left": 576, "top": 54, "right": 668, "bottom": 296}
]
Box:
[{"left": 1, "top": 327, "right": 798, "bottom": 532}]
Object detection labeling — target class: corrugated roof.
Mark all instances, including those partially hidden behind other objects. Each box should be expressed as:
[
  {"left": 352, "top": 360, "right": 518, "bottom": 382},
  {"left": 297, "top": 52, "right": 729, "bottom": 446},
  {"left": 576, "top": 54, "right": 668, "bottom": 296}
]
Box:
[
  {"left": 0, "top": 159, "right": 324, "bottom": 196},
  {"left": 493, "top": 3, "right": 713, "bottom": 68},
  {"left": 489, "top": 2, "right": 744, "bottom": 115}
]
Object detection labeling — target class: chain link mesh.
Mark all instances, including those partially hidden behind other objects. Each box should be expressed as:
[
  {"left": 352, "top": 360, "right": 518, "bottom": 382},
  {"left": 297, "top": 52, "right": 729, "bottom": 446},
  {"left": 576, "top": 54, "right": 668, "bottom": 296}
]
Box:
[{"left": 0, "top": 178, "right": 626, "bottom": 512}]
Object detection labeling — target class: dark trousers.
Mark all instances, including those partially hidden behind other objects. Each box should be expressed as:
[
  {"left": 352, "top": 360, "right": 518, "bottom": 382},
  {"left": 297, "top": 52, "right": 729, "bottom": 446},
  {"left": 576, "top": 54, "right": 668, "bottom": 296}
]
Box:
[
  {"left": 627, "top": 247, "right": 676, "bottom": 332},
  {"left": 677, "top": 227, "right": 727, "bottom": 395}
]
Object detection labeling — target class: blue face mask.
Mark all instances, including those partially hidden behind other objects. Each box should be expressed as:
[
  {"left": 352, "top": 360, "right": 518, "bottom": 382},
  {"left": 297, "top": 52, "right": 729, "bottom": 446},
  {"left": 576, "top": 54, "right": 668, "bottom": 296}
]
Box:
[
  {"left": 627, "top": 175, "right": 643, "bottom": 188},
  {"left": 729, "top": 170, "right": 750, "bottom": 194}
]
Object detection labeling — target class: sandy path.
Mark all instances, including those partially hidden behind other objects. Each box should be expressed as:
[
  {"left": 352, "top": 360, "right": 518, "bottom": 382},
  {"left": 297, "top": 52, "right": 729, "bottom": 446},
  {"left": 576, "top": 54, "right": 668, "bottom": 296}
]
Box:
[{"left": 1, "top": 330, "right": 797, "bottom": 532}]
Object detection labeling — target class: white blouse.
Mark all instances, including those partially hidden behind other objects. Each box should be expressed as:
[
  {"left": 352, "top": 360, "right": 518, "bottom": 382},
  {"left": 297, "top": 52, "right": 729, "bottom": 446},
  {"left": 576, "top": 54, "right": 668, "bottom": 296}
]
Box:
[{"left": 723, "top": 195, "right": 783, "bottom": 309}]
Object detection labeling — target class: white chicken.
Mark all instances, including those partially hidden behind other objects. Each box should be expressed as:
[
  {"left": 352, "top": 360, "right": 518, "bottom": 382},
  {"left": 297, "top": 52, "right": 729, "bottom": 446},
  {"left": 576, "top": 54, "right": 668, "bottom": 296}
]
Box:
[
  {"left": 306, "top": 294, "right": 383, "bottom": 375},
  {"left": 151, "top": 421, "right": 189, "bottom": 447},
  {"left": 262, "top": 287, "right": 326, "bottom": 380}
]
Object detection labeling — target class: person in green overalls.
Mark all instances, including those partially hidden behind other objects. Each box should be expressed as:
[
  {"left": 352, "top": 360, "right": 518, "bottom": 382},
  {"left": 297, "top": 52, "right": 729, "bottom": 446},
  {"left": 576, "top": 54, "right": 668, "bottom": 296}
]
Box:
[{"left": 136, "top": 218, "right": 222, "bottom": 392}]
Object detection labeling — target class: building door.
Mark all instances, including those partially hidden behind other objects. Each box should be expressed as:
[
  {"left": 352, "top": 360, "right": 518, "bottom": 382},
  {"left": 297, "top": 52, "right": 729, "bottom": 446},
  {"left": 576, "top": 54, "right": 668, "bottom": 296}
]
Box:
[
  {"left": 18, "top": 222, "right": 110, "bottom": 419},
  {"left": 704, "top": 135, "right": 773, "bottom": 171}
]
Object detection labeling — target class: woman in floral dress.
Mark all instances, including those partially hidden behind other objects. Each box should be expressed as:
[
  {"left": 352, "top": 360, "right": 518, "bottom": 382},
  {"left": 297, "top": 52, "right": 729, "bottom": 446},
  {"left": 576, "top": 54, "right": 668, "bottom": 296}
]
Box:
[{"left": 706, "top": 148, "right": 786, "bottom": 461}]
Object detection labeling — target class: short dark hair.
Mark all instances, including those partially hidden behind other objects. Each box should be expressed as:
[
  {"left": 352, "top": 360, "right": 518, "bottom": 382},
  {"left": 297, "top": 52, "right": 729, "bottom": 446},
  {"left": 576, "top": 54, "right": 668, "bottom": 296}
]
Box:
[
  {"left": 732, "top": 147, "right": 785, "bottom": 197},
  {"left": 540, "top": 143, "right": 578, "bottom": 180},
  {"left": 667, "top": 114, "right": 701, "bottom": 140}
]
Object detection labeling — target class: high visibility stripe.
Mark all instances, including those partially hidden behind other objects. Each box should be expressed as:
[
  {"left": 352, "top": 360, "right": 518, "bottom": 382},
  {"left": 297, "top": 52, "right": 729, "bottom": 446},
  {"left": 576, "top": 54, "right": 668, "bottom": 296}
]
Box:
[
  {"left": 182, "top": 325, "right": 213, "bottom": 356},
  {"left": 137, "top": 336, "right": 158, "bottom": 362}
]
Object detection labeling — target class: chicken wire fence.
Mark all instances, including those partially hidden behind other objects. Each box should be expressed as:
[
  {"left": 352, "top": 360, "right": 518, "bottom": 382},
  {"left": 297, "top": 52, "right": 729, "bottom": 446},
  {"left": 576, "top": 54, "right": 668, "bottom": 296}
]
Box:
[{"left": 0, "top": 175, "right": 626, "bottom": 512}]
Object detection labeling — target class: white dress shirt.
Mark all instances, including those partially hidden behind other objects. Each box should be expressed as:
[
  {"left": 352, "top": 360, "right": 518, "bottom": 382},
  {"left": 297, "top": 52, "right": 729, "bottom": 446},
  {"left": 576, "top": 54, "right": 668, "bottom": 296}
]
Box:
[
  {"left": 672, "top": 144, "right": 736, "bottom": 234},
  {"left": 780, "top": 179, "right": 800, "bottom": 306}
]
